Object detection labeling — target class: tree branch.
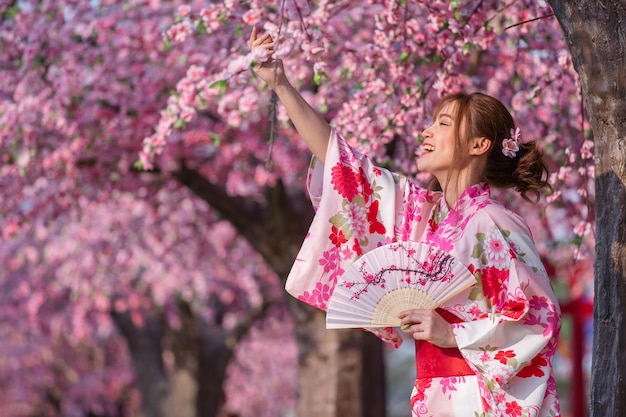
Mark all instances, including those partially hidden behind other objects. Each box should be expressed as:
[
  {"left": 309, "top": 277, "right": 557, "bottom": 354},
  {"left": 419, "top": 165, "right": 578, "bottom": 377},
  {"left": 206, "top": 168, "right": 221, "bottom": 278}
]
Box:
[{"left": 171, "top": 163, "right": 313, "bottom": 279}]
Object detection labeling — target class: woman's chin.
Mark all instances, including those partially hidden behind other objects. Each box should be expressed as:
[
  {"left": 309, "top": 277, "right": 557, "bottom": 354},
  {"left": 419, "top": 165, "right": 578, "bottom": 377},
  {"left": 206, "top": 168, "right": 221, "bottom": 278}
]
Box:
[{"left": 416, "top": 161, "right": 431, "bottom": 172}]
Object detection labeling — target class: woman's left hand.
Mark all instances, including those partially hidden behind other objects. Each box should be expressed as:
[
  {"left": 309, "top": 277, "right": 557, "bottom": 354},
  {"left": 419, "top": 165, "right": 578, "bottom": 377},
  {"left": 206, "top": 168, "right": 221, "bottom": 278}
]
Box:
[{"left": 398, "top": 309, "right": 458, "bottom": 348}]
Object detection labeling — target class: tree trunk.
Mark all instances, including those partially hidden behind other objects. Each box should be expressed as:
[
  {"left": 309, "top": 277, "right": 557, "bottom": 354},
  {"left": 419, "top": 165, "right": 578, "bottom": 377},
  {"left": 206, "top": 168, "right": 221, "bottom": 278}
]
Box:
[
  {"left": 112, "top": 166, "right": 387, "bottom": 417},
  {"left": 111, "top": 297, "right": 276, "bottom": 417},
  {"left": 175, "top": 167, "right": 387, "bottom": 417},
  {"left": 111, "top": 309, "right": 169, "bottom": 417},
  {"left": 167, "top": 299, "right": 232, "bottom": 417},
  {"left": 289, "top": 301, "right": 387, "bottom": 417},
  {"left": 548, "top": 1, "right": 626, "bottom": 416}
]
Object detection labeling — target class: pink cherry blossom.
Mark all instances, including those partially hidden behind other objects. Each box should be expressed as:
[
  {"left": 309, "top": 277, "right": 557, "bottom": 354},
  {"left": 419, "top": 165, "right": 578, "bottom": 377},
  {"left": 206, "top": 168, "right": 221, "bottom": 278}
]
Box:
[{"left": 1, "top": 1, "right": 595, "bottom": 415}]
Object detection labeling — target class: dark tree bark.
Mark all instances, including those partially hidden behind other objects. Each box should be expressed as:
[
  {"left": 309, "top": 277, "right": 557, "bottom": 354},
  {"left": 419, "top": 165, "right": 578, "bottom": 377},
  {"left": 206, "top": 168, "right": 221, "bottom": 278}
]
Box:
[
  {"left": 109, "top": 163, "right": 386, "bottom": 417},
  {"left": 172, "top": 166, "right": 388, "bottom": 417},
  {"left": 548, "top": 1, "right": 626, "bottom": 416},
  {"left": 111, "top": 308, "right": 169, "bottom": 417},
  {"left": 111, "top": 281, "right": 278, "bottom": 417}
]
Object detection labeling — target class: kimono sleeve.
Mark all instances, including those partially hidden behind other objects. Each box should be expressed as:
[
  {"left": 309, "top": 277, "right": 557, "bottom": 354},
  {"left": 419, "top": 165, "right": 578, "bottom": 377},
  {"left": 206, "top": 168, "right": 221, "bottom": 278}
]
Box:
[
  {"left": 450, "top": 215, "right": 561, "bottom": 405},
  {"left": 285, "top": 129, "right": 405, "bottom": 347}
]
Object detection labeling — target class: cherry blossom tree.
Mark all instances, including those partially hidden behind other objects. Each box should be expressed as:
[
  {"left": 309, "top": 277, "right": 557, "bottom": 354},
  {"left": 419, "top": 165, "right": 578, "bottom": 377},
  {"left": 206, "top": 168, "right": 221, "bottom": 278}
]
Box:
[
  {"left": 142, "top": 2, "right": 593, "bottom": 413},
  {"left": 145, "top": 0, "right": 593, "bottom": 279},
  {"left": 1, "top": 0, "right": 600, "bottom": 416},
  {"left": 1, "top": 1, "right": 297, "bottom": 416},
  {"left": 0, "top": 184, "right": 296, "bottom": 417}
]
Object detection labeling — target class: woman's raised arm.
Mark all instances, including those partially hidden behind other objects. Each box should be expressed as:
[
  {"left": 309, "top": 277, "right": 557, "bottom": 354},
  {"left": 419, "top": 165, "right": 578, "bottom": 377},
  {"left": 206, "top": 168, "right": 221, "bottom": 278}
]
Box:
[{"left": 249, "top": 27, "right": 331, "bottom": 164}]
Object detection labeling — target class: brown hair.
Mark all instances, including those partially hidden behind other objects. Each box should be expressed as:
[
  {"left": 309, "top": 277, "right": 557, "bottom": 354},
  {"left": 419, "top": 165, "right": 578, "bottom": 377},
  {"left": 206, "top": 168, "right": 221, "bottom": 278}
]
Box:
[{"left": 430, "top": 92, "right": 550, "bottom": 202}]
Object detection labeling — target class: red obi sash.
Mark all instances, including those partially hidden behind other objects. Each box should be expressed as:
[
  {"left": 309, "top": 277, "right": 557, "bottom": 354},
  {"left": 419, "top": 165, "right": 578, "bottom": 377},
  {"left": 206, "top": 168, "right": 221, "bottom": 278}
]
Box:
[{"left": 414, "top": 308, "right": 474, "bottom": 379}]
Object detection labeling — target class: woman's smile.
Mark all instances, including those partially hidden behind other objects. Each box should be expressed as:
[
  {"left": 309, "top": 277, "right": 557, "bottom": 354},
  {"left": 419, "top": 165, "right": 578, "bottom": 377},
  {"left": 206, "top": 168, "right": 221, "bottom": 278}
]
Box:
[{"left": 416, "top": 102, "right": 457, "bottom": 180}]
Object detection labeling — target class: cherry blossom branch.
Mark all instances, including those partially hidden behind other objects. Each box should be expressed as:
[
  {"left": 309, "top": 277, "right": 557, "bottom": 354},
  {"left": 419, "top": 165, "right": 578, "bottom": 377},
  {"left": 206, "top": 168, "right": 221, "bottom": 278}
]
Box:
[{"left": 503, "top": 13, "right": 555, "bottom": 31}]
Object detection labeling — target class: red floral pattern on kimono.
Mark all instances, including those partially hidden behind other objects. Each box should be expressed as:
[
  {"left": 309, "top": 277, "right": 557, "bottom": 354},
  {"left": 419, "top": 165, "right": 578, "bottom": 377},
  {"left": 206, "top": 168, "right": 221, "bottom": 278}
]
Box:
[{"left": 286, "top": 130, "right": 561, "bottom": 417}]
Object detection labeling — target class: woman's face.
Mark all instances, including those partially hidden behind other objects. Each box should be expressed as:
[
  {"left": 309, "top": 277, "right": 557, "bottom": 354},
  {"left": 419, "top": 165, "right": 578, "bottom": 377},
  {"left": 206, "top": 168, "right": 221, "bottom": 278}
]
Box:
[{"left": 417, "top": 101, "right": 460, "bottom": 182}]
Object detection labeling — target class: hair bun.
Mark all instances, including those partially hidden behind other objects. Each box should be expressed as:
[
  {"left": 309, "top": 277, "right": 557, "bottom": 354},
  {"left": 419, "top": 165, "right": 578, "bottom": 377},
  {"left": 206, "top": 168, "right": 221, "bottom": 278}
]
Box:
[{"left": 512, "top": 142, "right": 551, "bottom": 201}]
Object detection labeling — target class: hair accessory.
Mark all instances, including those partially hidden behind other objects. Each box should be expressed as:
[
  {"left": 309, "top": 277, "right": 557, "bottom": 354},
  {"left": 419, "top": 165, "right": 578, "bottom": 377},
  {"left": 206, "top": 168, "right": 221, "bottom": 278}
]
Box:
[{"left": 502, "top": 127, "right": 521, "bottom": 158}]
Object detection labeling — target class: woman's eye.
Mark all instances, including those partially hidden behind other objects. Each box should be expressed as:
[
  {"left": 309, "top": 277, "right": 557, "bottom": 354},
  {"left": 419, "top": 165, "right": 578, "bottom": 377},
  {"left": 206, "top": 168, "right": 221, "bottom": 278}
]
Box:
[{"left": 439, "top": 122, "right": 449, "bottom": 126}]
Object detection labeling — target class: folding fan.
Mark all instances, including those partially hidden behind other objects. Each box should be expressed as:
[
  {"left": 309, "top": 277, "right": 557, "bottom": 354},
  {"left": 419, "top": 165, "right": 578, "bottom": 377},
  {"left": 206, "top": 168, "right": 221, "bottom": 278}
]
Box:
[{"left": 326, "top": 241, "right": 476, "bottom": 329}]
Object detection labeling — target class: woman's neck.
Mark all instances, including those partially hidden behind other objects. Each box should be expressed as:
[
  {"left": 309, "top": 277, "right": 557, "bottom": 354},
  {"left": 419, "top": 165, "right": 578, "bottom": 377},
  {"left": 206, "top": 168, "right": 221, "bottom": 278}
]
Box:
[
  {"left": 443, "top": 186, "right": 464, "bottom": 208},
  {"left": 439, "top": 168, "right": 484, "bottom": 207}
]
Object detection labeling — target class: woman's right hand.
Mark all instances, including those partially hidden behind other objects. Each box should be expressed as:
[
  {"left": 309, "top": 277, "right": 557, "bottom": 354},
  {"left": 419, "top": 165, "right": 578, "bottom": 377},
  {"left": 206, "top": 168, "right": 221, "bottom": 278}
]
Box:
[
  {"left": 249, "top": 27, "right": 287, "bottom": 90},
  {"left": 248, "top": 26, "right": 331, "bottom": 164}
]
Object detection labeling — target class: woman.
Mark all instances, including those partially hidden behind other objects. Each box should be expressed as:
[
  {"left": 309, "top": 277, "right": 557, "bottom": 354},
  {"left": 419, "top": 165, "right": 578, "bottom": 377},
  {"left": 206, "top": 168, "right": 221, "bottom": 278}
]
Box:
[{"left": 249, "top": 28, "right": 561, "bottom": 417}]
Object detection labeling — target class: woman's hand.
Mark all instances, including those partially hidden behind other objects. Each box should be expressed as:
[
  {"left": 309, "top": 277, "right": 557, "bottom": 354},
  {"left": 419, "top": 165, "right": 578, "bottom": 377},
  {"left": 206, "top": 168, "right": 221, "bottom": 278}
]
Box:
[
  {"left": 398, "top": 309, "right": 458, "bottom": 348},
  {"left": 247, "top": 25, "right": 331, "bottom": 163},
  {"left": 249, "top": 27, "right": 287, "bottom": 90}
]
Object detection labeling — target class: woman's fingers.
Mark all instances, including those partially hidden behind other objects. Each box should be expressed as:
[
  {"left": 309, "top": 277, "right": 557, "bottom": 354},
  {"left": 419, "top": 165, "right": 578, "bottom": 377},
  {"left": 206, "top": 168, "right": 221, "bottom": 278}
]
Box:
[
  {"left": 249, "top": 26, "right": 257, "bottom": 46},
  {"left": 400, "top": 323, "right": 413, "bottom": 332},
  {"left": 250, "top": 28, "right": 273, "bottom": 48},
  {"left": 257, "top": 33, "right": 272, "bottom": 44},
  {"left": 398, "top": 309, "right": 434, "bottom": 334},
  {"left": 398, "top": 309, "right": 457, "bottom": 348},
  {"left": 250, "top": 29, "right": 275, "bottom": 64},
  {"left": 257, "top": 41, "right": 275, "bottom": 51},
  {"left": 251, "top": 33, "right": 271, "bottom": 47},
  {"left": 398, "top": 309, "right": 424, "bottom": 322},
  {"left": 247, "top": 26, "right": 285, "bottom": 89}
]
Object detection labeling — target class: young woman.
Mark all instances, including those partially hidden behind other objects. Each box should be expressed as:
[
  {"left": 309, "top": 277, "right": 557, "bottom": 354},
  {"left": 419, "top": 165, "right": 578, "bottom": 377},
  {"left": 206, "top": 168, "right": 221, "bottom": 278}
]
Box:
[{"left": 249, "top": 28, "right": 562, "bottom": 417}]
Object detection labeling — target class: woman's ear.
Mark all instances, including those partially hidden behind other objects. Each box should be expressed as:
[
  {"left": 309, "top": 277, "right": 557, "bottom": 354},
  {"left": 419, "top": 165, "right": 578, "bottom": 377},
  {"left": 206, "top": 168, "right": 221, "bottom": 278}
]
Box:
[{"left": 469, "top": 136, "right": 492, "bottom": 156}]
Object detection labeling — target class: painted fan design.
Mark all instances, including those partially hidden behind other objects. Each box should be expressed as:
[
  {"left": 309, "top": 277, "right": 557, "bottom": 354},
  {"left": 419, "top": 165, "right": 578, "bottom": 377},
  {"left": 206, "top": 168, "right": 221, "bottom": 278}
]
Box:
[{"left": 326, "top": 241, "right": 476, "bottom": 329}]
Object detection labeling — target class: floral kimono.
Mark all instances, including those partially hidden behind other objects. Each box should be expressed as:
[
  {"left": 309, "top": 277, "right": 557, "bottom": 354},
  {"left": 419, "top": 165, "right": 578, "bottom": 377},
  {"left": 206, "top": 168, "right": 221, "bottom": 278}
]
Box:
[{"left": 285, "top": 130, "right": 561, "bottom": 417}]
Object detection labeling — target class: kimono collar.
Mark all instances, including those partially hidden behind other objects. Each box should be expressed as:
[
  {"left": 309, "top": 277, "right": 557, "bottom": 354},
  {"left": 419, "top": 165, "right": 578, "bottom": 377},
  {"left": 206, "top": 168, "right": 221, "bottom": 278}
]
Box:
[
  {"left": 457, "top": 182, "right": 490, "bottom": 204},
  {"left": 438, "top": 182, "right": 491, "bottom": 220}
]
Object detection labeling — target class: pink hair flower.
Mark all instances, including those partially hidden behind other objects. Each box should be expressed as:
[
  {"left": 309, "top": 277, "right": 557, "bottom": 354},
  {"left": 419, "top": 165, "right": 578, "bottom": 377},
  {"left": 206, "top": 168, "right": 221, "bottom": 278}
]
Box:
[{"left": 502, "top": 127, "right": 521, "bottom": 158}]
